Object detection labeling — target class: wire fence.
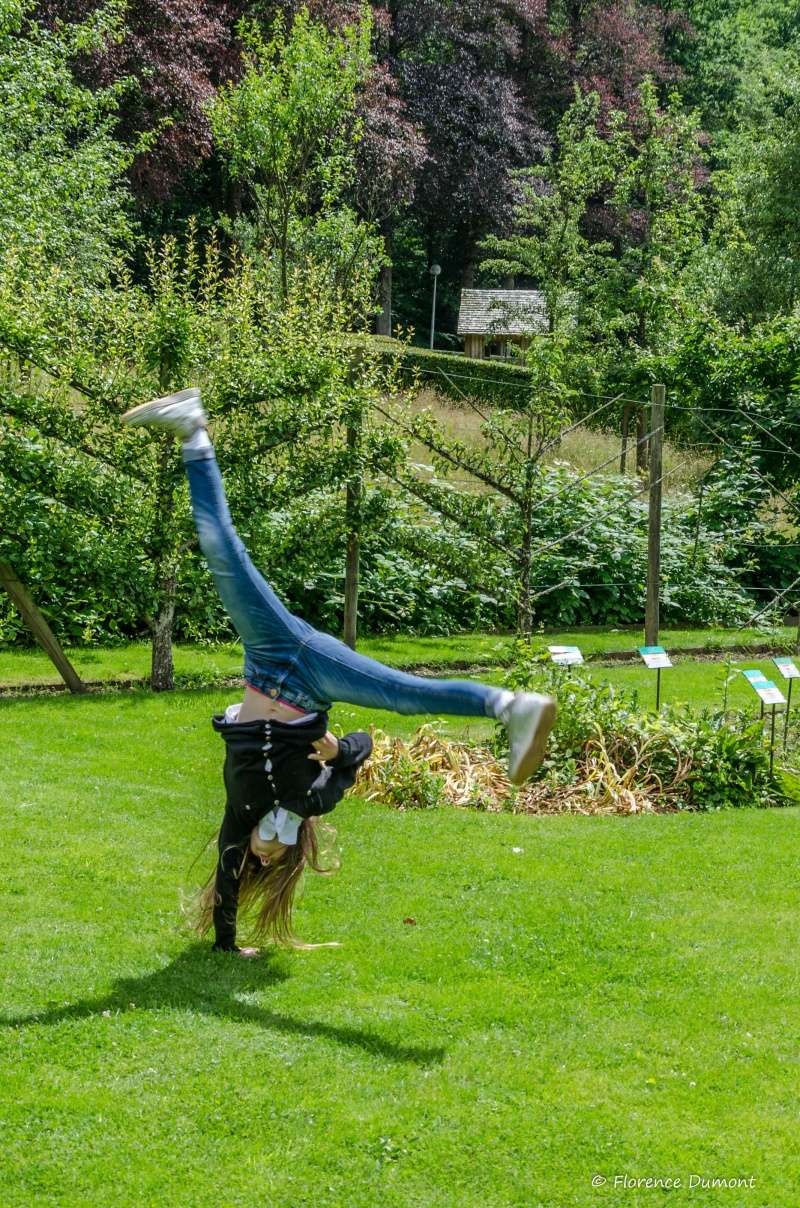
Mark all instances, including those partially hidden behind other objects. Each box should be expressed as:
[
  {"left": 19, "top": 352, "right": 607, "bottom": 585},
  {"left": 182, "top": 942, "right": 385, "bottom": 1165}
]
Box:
[
  {"left": 3, "top": 347, "right": 799, "bottom": 642},
  {"left": 373, "top": 380, "right": 800, "bottom": 634}
]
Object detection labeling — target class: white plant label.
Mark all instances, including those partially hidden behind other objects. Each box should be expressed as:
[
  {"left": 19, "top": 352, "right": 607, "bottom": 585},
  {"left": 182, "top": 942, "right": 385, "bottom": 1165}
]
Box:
[
  {"left": 639, "top": 645, "right": 672, "bottom": 669},
  {"left": 743, "top": 671, "right": 786, "bottom": 706},
  {"left": 773, "top": 657, "right": 800, "bottom": 680},
  {"left": 756, "top": 684, "right": 786, "bottom": 705},
  {"left": 548, "top": 645, "right": 584, "bottom": 666}
]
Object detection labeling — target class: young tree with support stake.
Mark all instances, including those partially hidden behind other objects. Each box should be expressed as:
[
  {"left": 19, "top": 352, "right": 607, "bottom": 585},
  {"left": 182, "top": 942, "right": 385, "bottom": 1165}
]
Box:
[
  {"left": 0, "top": 229, "right": 390, "bottom": 689},
  {"left": 383, "top": 333, "right": 574, "bottom": 636}
]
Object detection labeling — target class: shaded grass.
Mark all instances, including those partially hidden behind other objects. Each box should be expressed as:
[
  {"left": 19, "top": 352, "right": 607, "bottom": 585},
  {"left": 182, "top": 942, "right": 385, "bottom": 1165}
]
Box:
[{"left": 1, "top": 685, "right": 800, "bottom": 1205}]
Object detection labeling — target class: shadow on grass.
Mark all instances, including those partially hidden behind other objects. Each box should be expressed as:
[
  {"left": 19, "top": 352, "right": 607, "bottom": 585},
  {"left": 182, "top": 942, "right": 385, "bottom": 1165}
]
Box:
[{"left": 1, "top": 944, "right": 445, "bottom": 1066}]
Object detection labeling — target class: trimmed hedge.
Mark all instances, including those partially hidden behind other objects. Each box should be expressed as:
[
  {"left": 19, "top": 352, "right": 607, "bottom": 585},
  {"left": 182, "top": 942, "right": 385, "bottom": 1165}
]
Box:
[{"left": 371, "top": 336, "right": 532, "bottom": 407}]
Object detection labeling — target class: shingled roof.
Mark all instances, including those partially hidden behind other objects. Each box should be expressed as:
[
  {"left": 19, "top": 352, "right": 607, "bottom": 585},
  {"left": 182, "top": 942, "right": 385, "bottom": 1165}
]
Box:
[{"left": 457, "top": 289, "right": 547, "bottom": 336}]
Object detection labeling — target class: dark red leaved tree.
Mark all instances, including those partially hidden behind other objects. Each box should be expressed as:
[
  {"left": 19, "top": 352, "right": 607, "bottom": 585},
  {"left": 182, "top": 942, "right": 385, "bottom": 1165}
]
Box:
[{"left": 36, "top": 0, "right": 246, "bottom": 201}]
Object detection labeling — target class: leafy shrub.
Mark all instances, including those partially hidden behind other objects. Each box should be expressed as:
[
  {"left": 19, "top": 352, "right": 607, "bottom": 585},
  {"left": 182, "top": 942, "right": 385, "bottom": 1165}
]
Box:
[
  {"left": 0, "top": 461, "right": 765, "bottom": 646},
  {"left": 498, "top": 640, "right": 789, "bottom": 811}
]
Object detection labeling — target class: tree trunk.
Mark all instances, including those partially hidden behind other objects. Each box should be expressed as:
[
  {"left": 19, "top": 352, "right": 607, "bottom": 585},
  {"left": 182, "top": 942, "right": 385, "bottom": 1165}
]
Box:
[
  {"left": 517, "top": 419, "right": 535, "bottom": 636},
  {"left": 148, "top": 432, "right": 179, "bottom": 692},
  {"left": 636, "top": 404, "right": 648, "bottom": 474},
  {"left": 343, "top": 521, "right": 360, "bottom": 650},
  {"left": 376, "top": 222, "right": 393, "bottom": 337},
  {"left": 620, "top": 402, "right": 632, "bottom": 473},
  {"left": 150, "top": 562, "right": 177, "bottom": 692},
  {"left": 636, "top": 311, "right": 649, "bottom": 473},
  {"left": 228, "top": 176, "right": 242, "bottom": 221},
  {"left": 518, "top": 514, "right": 533, "bottom": 637}
]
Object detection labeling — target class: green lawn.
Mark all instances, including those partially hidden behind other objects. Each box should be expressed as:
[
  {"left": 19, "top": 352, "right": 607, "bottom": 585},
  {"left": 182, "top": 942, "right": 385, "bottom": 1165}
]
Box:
[
  {"left": 2, "top": 683, "right": 799, "bottom": 1205},
  {"left": 3, "top": 629, "right": 799, "bottom": 753},
  {"left": 1, "top": 623, "right": 797, "bottom": 688}
]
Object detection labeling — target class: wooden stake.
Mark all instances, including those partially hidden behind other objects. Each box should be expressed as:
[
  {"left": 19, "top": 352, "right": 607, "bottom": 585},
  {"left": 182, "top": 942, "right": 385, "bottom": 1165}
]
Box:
[
  {"left": 645, "top": 384, "right": 665, "bottom": 648},
  {"left": 619, "top": 402, "right": 632, "bottom": 474},
  {"left": 636, "top": 403, "right": 649, "bottom": 474},
  {"left": 0, "top": 561, "right": 86, "bottom": 693},
  {"left": 342, "top": 418, "right": 361, "bottom": 650}
]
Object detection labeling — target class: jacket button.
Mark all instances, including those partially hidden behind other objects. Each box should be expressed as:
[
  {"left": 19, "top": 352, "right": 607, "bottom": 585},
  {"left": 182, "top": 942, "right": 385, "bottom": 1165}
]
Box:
[
  {"left": 269, "top": 688, "right": 278, "bottom": 698},
  {"left": 245, "top": 804, "right": 251, "bottom": 811}
]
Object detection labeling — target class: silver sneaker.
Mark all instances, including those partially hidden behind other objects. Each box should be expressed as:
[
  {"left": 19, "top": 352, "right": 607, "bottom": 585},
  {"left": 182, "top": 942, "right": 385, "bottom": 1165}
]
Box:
[
  {"left": 122, "top": 387, "right": 207, "bottom": 438},
  {"left": 502, "top": 692, "right": 557, "bottom": 785}
]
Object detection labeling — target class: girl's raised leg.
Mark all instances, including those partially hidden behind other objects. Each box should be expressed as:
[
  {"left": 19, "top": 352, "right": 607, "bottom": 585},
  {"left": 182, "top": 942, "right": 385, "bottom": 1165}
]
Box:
[{"left": 122, "top": 389, "right": 556, "bottom": 781}]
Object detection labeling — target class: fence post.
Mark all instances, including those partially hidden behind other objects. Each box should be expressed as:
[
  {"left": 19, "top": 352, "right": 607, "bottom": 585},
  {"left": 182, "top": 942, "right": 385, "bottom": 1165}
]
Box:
[
  {"left": 645, "top": 383, "right": 665, "bottom": 647},
  {"left": 0, "top": 561, "right": 86, "bottom": 693}
]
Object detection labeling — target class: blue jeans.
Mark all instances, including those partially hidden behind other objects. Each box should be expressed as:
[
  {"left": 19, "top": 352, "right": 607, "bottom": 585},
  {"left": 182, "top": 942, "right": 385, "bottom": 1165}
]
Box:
[{"left": 183, "top": 447, "right": 503, "bottom": 718}]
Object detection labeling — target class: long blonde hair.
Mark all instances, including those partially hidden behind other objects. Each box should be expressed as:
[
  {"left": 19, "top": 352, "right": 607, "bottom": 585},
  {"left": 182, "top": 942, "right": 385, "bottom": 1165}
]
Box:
[{"left": 190, "top": 817, "right": 338, "bottom": 948}]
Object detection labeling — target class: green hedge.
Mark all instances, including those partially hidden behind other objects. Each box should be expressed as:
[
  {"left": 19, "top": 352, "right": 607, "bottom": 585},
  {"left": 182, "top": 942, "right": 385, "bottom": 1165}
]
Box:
[{"left": 371, "top": 337, "right": 532, "bottom": 407}]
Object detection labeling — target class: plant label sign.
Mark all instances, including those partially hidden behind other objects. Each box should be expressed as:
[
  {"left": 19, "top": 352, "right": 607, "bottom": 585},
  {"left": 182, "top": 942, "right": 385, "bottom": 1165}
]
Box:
[
  {"left": 639, "top": 645, "right": 672, "bottom": 669},
  {"left": 756, "top": 682, "right": 786, "bottom": 706},
  {"left": 773, "top": 657, "right": 800, "bottom": 680},
  {"left": 548, "top": 645, "right": 584, "bottom": 666},
  {"left": 742, "top": 670, "right": 786, "bottom": 706}
]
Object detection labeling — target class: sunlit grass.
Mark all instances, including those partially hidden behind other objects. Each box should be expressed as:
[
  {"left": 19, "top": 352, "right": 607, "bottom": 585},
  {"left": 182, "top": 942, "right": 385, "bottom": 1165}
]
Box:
[
  {"left": 400, "top": 389, "right": 712, "bottom": 493},
  {"left": 2, "top": 626, "right": 799, "bottom": 689},
  {"left": 1, "top": 683, "right": 800, "bottom": 1204}
]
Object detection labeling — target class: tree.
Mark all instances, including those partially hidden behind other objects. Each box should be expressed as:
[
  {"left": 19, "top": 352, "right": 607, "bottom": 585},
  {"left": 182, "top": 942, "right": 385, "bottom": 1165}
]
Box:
[
  {"left": 672, "top": 0, "right": 800, "bottom": 137},
  {"left": 384, "top": 334, "right": 575, "bottom": 634},
  {"left": 479, "top": 90, "right": 620, "bottom": 331},
  {"left": 387, "top": 0, "right": 547, "bottom": 286},
  {"left": 36, "top": 0, "right": 246, "bottom": 202},
  {"left": 373, "top": 0, "right": 683, "bottom": 335},
  {"left": 351, "top": 59, "right": 426, "bottom": 337},
  {"left": 0, "top": 220, "right": 401, "bottom": 683},
  {"left": 532, "top": 0, "right": 687, "bottom": 124},
  {"left": 209, "top": 8, "right": 372, "bottom": 296},
  {"left": 697, "top": 65, "right": 800, "bottom": 321},
  {"left": 0, "top": 0, "right": 132, "bottom": 276},
  {"left": 593, "top": 81, "right": 706, "bottom": 393}
]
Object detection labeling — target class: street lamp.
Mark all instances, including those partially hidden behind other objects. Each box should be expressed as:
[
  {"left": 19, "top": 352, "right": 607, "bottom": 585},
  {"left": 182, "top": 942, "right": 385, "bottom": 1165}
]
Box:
[{"left": 429, "top": 263, "right": 441, "bottom": 350}]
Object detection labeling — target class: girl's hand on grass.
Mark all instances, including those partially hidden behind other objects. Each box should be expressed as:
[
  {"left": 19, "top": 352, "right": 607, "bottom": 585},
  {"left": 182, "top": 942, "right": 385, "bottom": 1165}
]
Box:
[{"left": 309, "top": 732, "right": 339, "bottom": 763}]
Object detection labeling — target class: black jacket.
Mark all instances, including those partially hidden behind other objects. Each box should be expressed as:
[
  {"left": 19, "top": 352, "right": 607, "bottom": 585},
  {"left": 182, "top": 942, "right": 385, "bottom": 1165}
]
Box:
[{"left": 209, "top": 712, "right": 372, "bottom": 950}]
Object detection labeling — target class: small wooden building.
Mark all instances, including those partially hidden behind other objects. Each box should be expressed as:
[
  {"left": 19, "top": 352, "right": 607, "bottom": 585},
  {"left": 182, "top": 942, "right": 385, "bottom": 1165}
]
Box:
[{"left": 457, "top": 289, "right": 547, "bottom": 359}]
